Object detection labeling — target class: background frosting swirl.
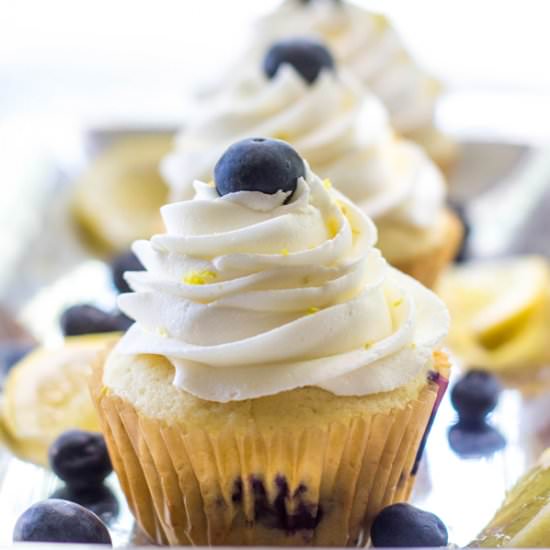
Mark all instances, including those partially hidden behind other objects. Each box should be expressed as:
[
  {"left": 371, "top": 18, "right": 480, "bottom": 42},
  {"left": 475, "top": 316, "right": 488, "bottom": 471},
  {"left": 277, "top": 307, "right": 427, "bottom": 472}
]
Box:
[
  {"left": 248, "top": 0, "right": 440, "bottom": 135},
  {"left": 114, "top": 168, "right": 449, "bottom": 402},
  {"left": 163, "top": 64, "right": 446, "bottom": 232}
]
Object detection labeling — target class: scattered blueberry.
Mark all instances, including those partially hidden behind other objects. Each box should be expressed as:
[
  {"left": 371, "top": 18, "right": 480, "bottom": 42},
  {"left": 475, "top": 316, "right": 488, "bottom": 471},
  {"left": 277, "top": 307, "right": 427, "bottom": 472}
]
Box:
[
  {"left": 451, "top": 370, "right": 502, "bottom": 427},
  {"left": 449, "top": 202, "right": 471, "bottom": 263},
  {"left": 50, "top": 485, "right": 119, "bottom": 525},
  {"left": 110, "top": 249, "right": 143, "bottom": 294},
  {"left": 49, "top": 430, "right": 112, "bottom": 491},
  {"left": 263, "top": 37, "right": 335, "bottom": 84},
  {"left": 214, "top": 138, "right": 305, "bottom": 198},
  {"left": 0, "top": 342, "right": 34, "bottom": 379},
  {"left": 448, "top": 423, "right": 506, "bottom": 458},
  {"left": 60, "top": 304, "right": 130, "bottom": 336},
  {"left": 13, "top": 499, "right": 111, "bottom": 545},
  {"left": 371, "top": 503, "right": 448, "bottom": 547}
]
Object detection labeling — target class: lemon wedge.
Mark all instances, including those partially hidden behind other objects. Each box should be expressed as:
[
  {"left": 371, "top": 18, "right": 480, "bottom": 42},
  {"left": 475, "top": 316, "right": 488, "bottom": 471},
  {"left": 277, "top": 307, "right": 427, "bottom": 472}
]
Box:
[
  {"left": 0, "top": 333, "right": 119, "bottom": 466},
  {"left": 437, "top": 256, "right": 550, "bottom": 371},
  {"left": 473, "top": 449, "right": 550, "bottom": 547}
]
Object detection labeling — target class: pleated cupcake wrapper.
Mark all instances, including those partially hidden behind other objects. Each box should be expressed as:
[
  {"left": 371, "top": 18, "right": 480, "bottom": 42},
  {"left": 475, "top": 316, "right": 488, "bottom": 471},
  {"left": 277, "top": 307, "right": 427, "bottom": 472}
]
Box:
[
  {"left": 90, "top": 357, "right": 449, "bottom": 547},
  {"left": 393, "top": 208, "right": 463, "bottom": 289}
]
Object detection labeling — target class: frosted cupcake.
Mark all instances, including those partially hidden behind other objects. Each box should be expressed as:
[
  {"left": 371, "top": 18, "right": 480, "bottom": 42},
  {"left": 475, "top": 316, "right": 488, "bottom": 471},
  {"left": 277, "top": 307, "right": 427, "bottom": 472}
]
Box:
[
  {"left": 92, "top": 138, "right": 451, "bottom": 546},
  {"left": 226, "top": 0, "right": 457, "bottom": 172},
  {"left": 163, "top": 39, "right": 462, "bottom": 288}
]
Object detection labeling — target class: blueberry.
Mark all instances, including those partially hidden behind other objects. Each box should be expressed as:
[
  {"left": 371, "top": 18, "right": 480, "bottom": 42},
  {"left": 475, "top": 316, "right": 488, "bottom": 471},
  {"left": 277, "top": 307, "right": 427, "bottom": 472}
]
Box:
[
  {"left": 13, "top": 499, "right": 111, "bottom": 545},
  {"left": 371, "top": 503, "right": 448, "bottom": 547},
  {"left": 60, "top": 304, "right": 130, "bottom": 336},
  {"left": 449, "top": 202, "right": 471, "bottom": 263},
  {"left": 448, "top": 423, "right": 506, "bottom": 458},
  {"left": 110, "top": 249, "right": 143, "bottom": 293},
  {"left": 263, "top": 38, "right": 335, "bottom": 84},
  {"left": 50, "top": 485, "right": 119, "bottom": 525},
  {"left": 451, "top": 370, "right": 501, "bottom": 427},
  {"left": 49, "top": 430, "right": 112, "bottom": 490},
  {"left": 214, "top": 138, "right": 305, "bottom": 198}
]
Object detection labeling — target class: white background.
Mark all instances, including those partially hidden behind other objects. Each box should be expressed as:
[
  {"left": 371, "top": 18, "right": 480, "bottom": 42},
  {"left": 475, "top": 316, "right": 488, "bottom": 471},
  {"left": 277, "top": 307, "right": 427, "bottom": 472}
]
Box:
[{"left": 1, "top": 0, "right": 550, "bottom": 140}]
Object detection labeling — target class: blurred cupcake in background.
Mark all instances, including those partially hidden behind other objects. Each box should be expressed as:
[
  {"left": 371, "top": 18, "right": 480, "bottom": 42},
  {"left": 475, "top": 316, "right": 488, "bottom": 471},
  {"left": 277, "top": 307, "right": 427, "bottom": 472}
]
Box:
[
  {"left": 227, "top": 0, "right": 458, "bottom": 173},
  {"left": 163, "top": 38, "right": 462, "bottom": 288}
]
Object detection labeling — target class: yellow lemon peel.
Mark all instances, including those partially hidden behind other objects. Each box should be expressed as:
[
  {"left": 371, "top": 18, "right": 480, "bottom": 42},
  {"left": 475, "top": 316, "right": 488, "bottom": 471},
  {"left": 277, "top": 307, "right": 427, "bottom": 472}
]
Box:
[
  {"left": 326, "top": 216, "right": 340, "bottom": 238},
  {"left": 322, "top": 178, "right": 333, "bottom": 190},
  {"left": 156, "top": 326, "right": 169, "bottom": 338},
  {"left": 183, "top": 270, "right": 217, "bottom": 285},
  {"left": 307, "top": 307, "right": 320, "bottom": 315},
  {"left": 280, "top": 248, "right": 289, "bottom": 256}
]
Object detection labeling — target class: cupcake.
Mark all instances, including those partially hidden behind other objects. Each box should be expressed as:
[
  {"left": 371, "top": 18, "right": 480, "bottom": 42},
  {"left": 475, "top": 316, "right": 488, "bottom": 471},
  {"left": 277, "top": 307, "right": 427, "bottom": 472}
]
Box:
[
  {"left": 224, "top": 0, "right": 457, "bottom": 172},
  {"left": 91, "top": 138, "right": 451, "bottom": 546},
  {"left": 163, "top": 39, "right": 462, "bottom": 288}
]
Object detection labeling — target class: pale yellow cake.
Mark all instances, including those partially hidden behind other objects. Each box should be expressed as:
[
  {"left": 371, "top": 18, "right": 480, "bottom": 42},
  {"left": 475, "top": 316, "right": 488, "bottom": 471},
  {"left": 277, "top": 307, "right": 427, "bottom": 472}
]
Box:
[{"left": 91, "top": 349, "right": 450, "bottom": 546}]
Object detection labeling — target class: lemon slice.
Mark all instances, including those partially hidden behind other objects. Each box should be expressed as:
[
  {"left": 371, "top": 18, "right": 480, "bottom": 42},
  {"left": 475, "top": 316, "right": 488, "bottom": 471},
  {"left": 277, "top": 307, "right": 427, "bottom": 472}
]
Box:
[
  {"left": 437, "top": 256, "right": 550, "bottom": 372},
  {"left": 0, "top": 333, "right": 119, "bottom": 466},
  {"left": 72, "top": 134, "right": 171, "bottom": 255},
  {"left": 473, "top": 449, "right": 550, "bottom": 547}
]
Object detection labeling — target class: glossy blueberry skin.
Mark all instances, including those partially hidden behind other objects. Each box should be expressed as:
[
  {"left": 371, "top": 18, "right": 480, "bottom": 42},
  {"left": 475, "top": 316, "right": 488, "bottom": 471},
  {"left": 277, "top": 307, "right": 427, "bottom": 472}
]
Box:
[
  {"left": 60, "top": 304, "right": 130, "bottom": 336},
  {"left": 371, "top": 503, "right": 448, "bottom": 547},
  {"left": 49, "top": 430, "right": 112, "bottom": 490},
  {"left": 13, "top": 499, "right": 111, "bottom": 545},
  {"left": 263, "top": 38, "right": 335, "bottom": 84},
  {"left": 50, "top": 484, "right": 119, "bottom": 525},
  {"left": 214, "top": 138, "right": 305, "bottom": 198},
  {"left": 451, "top": 370, "right": 502, "bottom": 427},
  {"left": 110, "top": 249, "right": 143, "bottom": 294}
]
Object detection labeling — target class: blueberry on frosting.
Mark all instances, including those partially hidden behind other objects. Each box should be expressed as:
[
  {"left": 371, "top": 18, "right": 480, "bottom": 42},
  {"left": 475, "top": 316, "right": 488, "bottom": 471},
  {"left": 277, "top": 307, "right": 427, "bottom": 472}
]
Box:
[
  {"left": 214, "top": 137, "right": 305, "bottom": 198},
  {"left": 263, "top": 37, "right": 335, "bottom": 84}
]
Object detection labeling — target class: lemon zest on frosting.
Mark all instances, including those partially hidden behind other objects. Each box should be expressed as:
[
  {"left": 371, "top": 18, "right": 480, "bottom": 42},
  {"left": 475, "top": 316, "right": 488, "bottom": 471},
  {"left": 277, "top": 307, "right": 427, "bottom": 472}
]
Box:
[
  {"left": 307, "top": 307, "right": 320, "bottom": 314},
  {"left": 335, "top": 199, "right": 348, "bottom": 215},
  {"left": 364, "top": 341, "right": 373, "bottom": 349},
  {"left": 183, "top": 270, "right": 217, "bottom": 285},
  {"left": 322, "top": 178, "right": 332, "bottom": 190},
  {"left": 280, "top": 248, "right": 289, "bottom": 256},
  {"left": 326, "top": 216, "right": 340, "bottom": 239},
  {"left": 157, "top": 326, "right": 169, "bottom": 338},
  {"left": 393, "top": 298, "right": 404, "bottom": 308}
]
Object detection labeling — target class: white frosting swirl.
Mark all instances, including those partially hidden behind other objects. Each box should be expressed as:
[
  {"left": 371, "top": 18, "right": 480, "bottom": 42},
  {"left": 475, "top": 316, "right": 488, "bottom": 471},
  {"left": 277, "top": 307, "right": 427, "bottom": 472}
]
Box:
[
  {"left": 163, "top": 66, "right": 446, "bottom": 234},
  {"left": 248, "top": 0, "right": 440, "bottom": 134},
  {"left": 115, "top": 167, "right": 449, "bottom": 402}
]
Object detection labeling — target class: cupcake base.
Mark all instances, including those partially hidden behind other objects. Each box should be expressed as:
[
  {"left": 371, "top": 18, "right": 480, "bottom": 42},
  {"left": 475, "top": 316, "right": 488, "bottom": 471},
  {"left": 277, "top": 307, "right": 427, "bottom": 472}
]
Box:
[
  {"left": 90, "top": 350, "right": 451, "bottom": 546},
  {"left": 392, "top": 208, "right": 463, "bottom": 289}
]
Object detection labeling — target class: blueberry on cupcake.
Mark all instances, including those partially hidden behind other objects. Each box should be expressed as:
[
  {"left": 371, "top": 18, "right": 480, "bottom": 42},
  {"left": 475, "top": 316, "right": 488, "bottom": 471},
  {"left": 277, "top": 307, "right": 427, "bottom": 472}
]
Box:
[
  {"left": 263, "top": 37, "right": 335, "bottom": 84},
  {"left": 214, "top": 137, "right": 305, "bottom": 198}
]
